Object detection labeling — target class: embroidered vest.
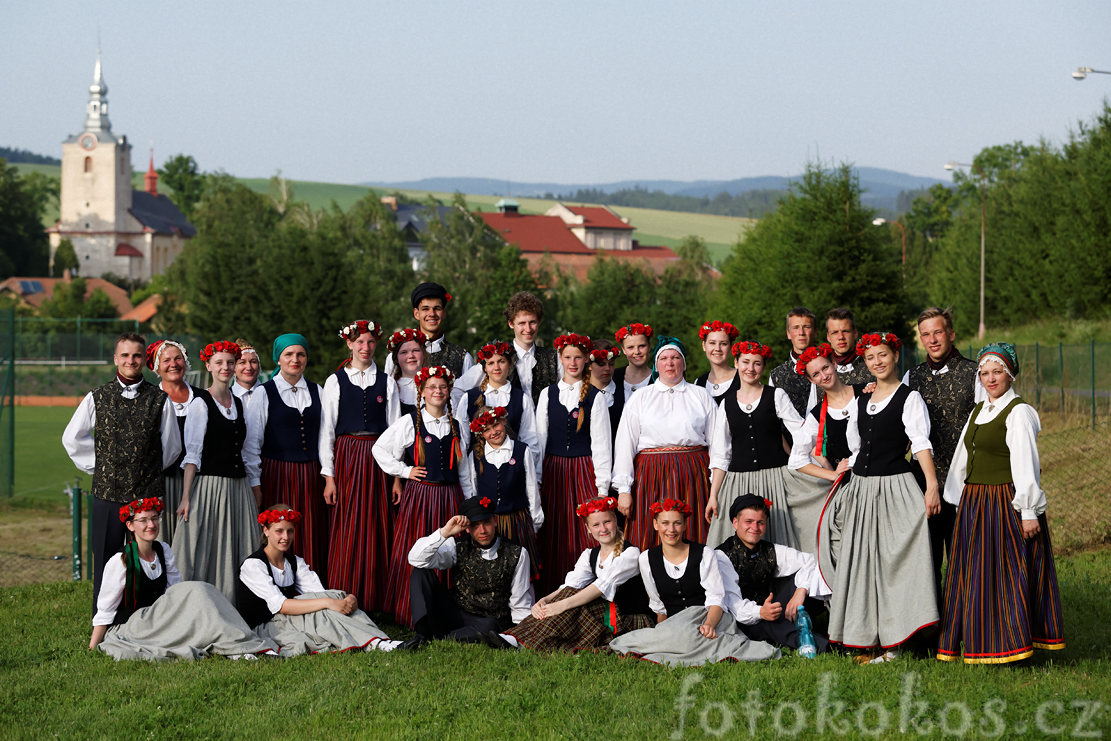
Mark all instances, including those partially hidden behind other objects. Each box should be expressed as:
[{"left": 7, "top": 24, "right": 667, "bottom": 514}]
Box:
[
  {"left": 260, "top": 379, "right": 321, "bottom": 463},
  {"left": 112, "top": 541, "right": 168, "bottom": 626},
  {"left": 769, "top": 357, "right": 812, "bottom": 417},
  {"left": 723, "top": 386, "right": 788, "bottom": 472},
  {"left": 197, "top": 391, "right": 247, "bottom": 478},
  {"left": 403, "top": 412, "right": 460, "bottom": 484},
  {"left": 963, "top": 398, "right": 1027, "bottom": 486},
  {"left": 91, "top": 380, "right": 167, "bottom": 504},
  {"left": 836, "top": 355, "right": 874, "bottom": 387},
  {"left": 716, "top": 536, "right": 777, "bottom": 603},
  {"left": 589, "top": 547, "right": 652, "bottom": 617},
  {"left": 333, "top": 369, "right": 389, "bottom": 436},
  {"left": 853, "top": 385, "right": 913, "bottom": 477},
  {"left": 647, "top": 543, "right": 706, "bottom": 616},
  {"left": 451, "top": 537, "right": 521, "bottom": 623},
  {"left": 907, "top": 355, "right": 978, "bottom": 485},
  {"left": 545, "top": 384, "right": 598, "bottom": 459},
  {"left": 475, "top": 440, "right": 529, "bottom": 514},
  {"left": 236, "top": 546, "right": 300, "bottom": 628},
  {"left": 426, "top": 340, "right": 468, "bottom": 377}
]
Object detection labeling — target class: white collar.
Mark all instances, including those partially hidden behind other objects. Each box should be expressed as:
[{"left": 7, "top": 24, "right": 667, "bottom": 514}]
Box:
[
  {"left": 514, "top": 341, "right": 535, "bottom": 358},
  {"left": 558, "top": 379, "right": 582, "bottom": 392},
  {"left": 117, "top": 377, "right": 143, "bottom": 390},
  {"left": 426, "top": 335, "right": 445, "bottom": 352},
  {"left": 420, "top": 408, "right": 449, "bottom": 425},
  {"left": 274, "top": 374, "right": 307, "bottom": 392},
  {"left": 345, "top": 361, "right": 378, "bottom": 377},
  {"left": 654, "top": 378, "right": 688, "bottom": 393},
  {"left": 985, "top": 387, "right": 1018, "bottom": 410}
]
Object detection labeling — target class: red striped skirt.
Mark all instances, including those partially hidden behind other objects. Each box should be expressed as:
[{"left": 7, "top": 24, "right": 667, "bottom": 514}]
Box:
[
  {"left": 539, "top": 454, "right": 598, "bottom": 594},
  {"left": 385, "top": 480, "right": 463, "bottom": 627},
  {"left": 627, "top": 446, "right": 711, "bottom": 551},
  {"left": 937, "top": 483, "right": 1065, "bottom": 664},
  {"left": 496, "top": 510, "right": 540, "bottom": 581},
  {"left": 261, "top": 457, "right": 328, "bottom": 581},
  {"left": 327, "top": 434, "right": 392, "bottom": 613}
]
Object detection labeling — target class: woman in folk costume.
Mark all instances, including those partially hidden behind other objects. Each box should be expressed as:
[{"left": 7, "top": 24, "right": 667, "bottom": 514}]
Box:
[
  {"left": 614, "top": 336, "right": 715, "bottom": 550},
  {"left": 372, "top": 365, "right": 474, "bottom": 626},
  {"left": 318, "top": 320, "right": 400, "bottom": 613},
  {"left": 387, "top": 328, "right": 426, "bottom": 420},
  {"left": 174, "top": 341, "right": 259, "bottom": 604},
  {"left": 587, "top": 340, "right": 624, "bottom": 447},
  {"left": 613, "top": 322, "right": 653, "bottom": 399},
  {"left": 91, "top": 497, "right": 278, "bottom": 661},
  {"left": 461, "top": 340, "right": 540, "bottom": 469},
  {"left": 937, "top": 342, "right": 1064, "bottom": 664},
  {"left": 237, "top": 506, "right": 402, "bottom": 655},
  {"left": 693, "top": 320, "right": 740, "bottom": 404},
  {"left": 465, "top": 405, "right": 543, "bottom": 578},
  {"left": 607, "top": 498, "right": 781, "bottom": 667},
  {"left": 231, "top": 338, "right": 264, "bottom": 413},
  {"left": 704, "top": 340, "right": 810, "bottom": 550},
  {"left": 146, "top": 339, "right": 198, "bottom": 544},
  {"left": 535, "top": 333, "right": 612, "bottom": 593},
  {"left": 508, "top": 496, "right": 652, "bottom": 651},
  {"left": 244, "top": 333, "right": 328, "bottom": 580},
  {"left": 818, "top": 332, "right": 941, "bottom": 663}
]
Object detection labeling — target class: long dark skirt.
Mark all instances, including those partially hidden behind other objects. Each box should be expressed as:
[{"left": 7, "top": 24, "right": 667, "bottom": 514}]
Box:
[
  {"left": 937, "top": 483, "right": 1064, "bottom": 664},
  {"left": 539, "top": 454, "right": 597, "bottom": 593},
  {"left": 507, "top": 586, "right": 653, "bottom": 651},
  {"left": 627, "top": 447, "right": 711, "bottom": 551},
  {"left": 261, "top": 457, "right": 327, "bottom": 582}
]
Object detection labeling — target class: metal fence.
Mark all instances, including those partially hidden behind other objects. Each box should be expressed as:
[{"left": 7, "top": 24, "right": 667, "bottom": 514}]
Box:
[{"left": 0, "top": 308, "right": 13, "bottom": 498}]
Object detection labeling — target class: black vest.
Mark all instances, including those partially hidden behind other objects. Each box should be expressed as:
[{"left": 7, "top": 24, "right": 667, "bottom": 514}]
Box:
[
  {"left": 605, "top": 381, "right": 626, "bottom": 448},
  {"left": 452, "top": 537, "right": 521, "bottom": 624},
  {"left": 426, "top": 340, "right": 468, "bottom": 377},
  {"left": 466, "top": 384, "right": 526, "bottom": 439},
  {"left": 260, "top": 379, "right": 321, "bottom": 463},
  {"left": 475, "top": 440, "right": 529, "bottom": 514},
  {"left": 91, "top": 380, "right": 167, "bottom": 504},
  {"left": 589, "top": 547, "right": 652, "bottom": 618},
  {"left": 905, "top": 355, "right": 978, "bottom": 486},
  {"left": 198, "top": 390, "right": 247, "bottom": 478},
  {"left": 333, "top": 368, "right": 389, "bottom": 436},
  {"left": 544, "top": 383, "right": 598, "bottom": 458},
  {"left": 808, "top": 387, "right": 860, "bottom": 467},
  {"left": 723, "top": 386, "right": 788, "bottom": 472},
  {"left": 404, "top": 412, "right": 460, "bottom": 484},
  {"left": 853, "top": 384, "right": 913, "bottom": 477},
  {"left": 694, "top": 371, "right": 740, "bottom": 405},
  {"left": 647, "top": 543, "right": 706, "bottom": 616},
  {"left": 716, "top": 536, "right": 778, "bottom": 603},
  {"left": 112, "top": 541, "right": 168, "bottom": 626},
  {"left": 768, "top": 356, "right": 812, "bottom": 417},
  {"left": 236, "top": 547, "right": 300, "bottom": 628}
]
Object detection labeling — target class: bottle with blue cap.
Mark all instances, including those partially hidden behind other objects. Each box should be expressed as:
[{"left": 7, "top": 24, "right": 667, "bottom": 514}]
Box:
[{"left": 796, "top": 605, "right": 817, "bottom": 658}]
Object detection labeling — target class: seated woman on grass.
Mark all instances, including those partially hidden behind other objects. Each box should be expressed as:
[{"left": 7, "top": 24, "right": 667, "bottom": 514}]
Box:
[
  {"left": 91, "top": 497, "right": 278, "bottom": 661},
  {"left": 236, "top": 505, "right": 402, "bottom": 655}
]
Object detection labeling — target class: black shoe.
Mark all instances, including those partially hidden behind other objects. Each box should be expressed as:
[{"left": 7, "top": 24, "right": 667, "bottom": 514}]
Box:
[
  {"left": 397, "top": 634, "right": 428, "bottom": 651},
  {"left": 483, "top": 630, "right": 515, "bottom": 650}
]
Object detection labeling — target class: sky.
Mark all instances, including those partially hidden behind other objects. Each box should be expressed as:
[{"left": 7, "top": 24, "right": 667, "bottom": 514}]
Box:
[{"left": 3, "top": 1, "right": 1110, "bottom": 186}]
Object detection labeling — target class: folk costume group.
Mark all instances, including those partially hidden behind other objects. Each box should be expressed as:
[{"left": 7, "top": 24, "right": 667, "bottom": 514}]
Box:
[{"left": 65, "top": 285, "right": 1064, "bottom": 666}]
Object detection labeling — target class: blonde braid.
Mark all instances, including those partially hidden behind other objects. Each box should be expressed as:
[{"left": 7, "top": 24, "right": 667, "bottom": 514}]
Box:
[
  {"left": 611, "top": 523, "right": 627, "bottom": 557},
  {"left": 576, "top": 364, "right": 592, "bottom": 432}
]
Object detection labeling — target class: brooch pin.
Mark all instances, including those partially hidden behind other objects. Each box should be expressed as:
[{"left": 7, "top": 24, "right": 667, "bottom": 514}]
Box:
[{"left": 424, "top": 435, "right": 433, "bottom": 443}]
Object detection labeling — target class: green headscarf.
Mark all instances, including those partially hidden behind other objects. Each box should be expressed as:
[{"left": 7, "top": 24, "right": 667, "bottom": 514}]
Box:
[
  {"left": 272, "top": 333, "right": 309, "bottom": 365},
  {"left": 650, "top": 335, "right": 686, "bottom": 383},
  {"left": 977, "top": 342, "right": 1018, "bottom": 378}
]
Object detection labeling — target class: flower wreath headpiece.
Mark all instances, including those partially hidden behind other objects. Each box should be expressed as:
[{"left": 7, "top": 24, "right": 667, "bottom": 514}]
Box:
[
  {"left": 414, "top": 365, "right": 455, "bottom": 387},
  {"left": 650, "top": 498, "right": 693, "bottom": 516},
  {"left": 199, "top": 340, "right": 242, "bottom": 363},
  {"left": 339, "top": 320, "right": 383, "bottom": 341},
  {"left": 794, "top": 343, "right": 833, "bottom": 376},
  {"left": 554, "top": 333, "right": 594, "bottom": 354},
  {"left": 119, "top": 497, "right": 163, "bottom": 523},
  {"left": 731, "top": 340, "right": 773, "bottom": 360},
  {"left": 590, "top": 346, "right": 621, "bottom": 363},
  {"left": 614, "top": 323, "right": 652, "bottom": 343},
  {"left": 856, "top": 332, "right": 902, "bottom": 355},
  {"left": 146, "top": 339, "right": 192, "bottom": 373},
  {"left": 387, "top": 328, "right": 427, "bottom": 354},
  {"left": 258, "top": 508, "right": 302, "bottom": 526},
  {"left": 576, "top": 496, "right": 618, "bottom": 518},
  {"left": 469, "top": 406, "right": 508, "bottom": 433},
  {"left": 698, "top": 320, "right": 740, "bottom": 341},
  {"left": 477, "top": 341, "right": 512, "bottom": 362}
]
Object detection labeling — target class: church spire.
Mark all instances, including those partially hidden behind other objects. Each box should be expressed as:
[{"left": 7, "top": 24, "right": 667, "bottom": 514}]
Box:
[
  {"left": 145, "top": 149, "right": 159, "bottom": 196},
  {"left": 84, "top": 53, "right": 112, "bottom": 134}
]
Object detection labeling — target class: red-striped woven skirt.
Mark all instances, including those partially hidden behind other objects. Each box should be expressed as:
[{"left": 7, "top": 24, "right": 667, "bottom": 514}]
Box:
[
  {"left": 385, "top": 480, "right": 463, "bottom": 627},
  {"left": 937, "top": 483, "right": 1065, "bottom": 664},
  {"left": 538, "top": 454, "right": 598, "bottom": 594},
  {"left": 627, "top": 446, "right": 711, "bottom": 551},
  {"left": 261, "top": 457, "right": 328, "bottom": 581},
  {"left": 327, "top": 434, "right": 392, "bottom": 613},
  {"left": 496, "top": 510, "right": 540, "bottom": 581}
]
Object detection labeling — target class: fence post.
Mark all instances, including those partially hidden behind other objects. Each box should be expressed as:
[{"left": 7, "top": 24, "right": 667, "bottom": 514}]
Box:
[
  {"left": 1092, "top": 339, "right": 1096, "bottom": 430},
  {"left": 69, "top": 482, "right": 83, "bottom": 581},
  {"left": 1034, "top": 341, "right": 1040, "bottom": 407},
  {"left": 86, "top": 491, "right": 93, "bottom": 580},
  {"left": 1059, "top": 342, "right": 1065, "bottom": 414}
]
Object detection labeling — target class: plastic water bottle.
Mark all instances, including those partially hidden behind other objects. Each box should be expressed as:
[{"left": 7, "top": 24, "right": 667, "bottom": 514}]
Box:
[{"left": 796, "top": 605, "right": 817, "bottom": 658}]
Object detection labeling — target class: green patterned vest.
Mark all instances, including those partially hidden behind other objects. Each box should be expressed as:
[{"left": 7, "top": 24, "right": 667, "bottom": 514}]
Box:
[
  {"left": 91, "top": 380, "right": 168, "bottom": 504},
  {"left": 907, "top": 354, "right": 978, "bottom": 485},
  {"left": 427, "top": 340, "right": 468, "bottom": 377},
  {"left": 716, "top": 536, "right": 778, "bottom": 602},
  {"left": 769, "top": 355, "right": 812, "bottom": 416},
  {"left": 451, "top": 537, "right": 521, "bottom": 623},
  {"left": 963, "top": 397, "right": 1026, "bottom": 485}
]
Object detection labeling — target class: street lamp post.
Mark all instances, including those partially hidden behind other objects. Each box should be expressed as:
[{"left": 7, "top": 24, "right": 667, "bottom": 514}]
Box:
[
  {"left": 872, "top": 217, "right": 907, "bottom": 264},
  {"left": 944, "top": 161, "right": 987, "bottom": 340},
  {"left": 1072, "top": 66, "right": 1111, "bottom": 80}
]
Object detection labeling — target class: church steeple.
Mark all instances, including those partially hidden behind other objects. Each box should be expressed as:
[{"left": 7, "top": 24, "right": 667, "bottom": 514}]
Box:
[
  {"left": 84, "top": 54, "right": 112, "bottom": 134},
  {"left": 145, "top": 150, "right": 159, "bottom": 196}
]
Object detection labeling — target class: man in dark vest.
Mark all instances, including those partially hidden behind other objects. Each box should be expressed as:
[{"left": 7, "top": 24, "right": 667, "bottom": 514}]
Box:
[
  {"left": 902, "top": 307, "right": 983, "bottom": 599},
  {"left": 825, "top": 307, "right": 874, "bottom": 387},
  {"left": 62, "top": 332, "right": 182, "bottom": 610},
  {"left": 717, "top": 494, "right": 830, "bottom": 653},
  {"left": 768, "top": 306, "right": 817, "bottom": 416},
  {"left": 406, "top": 495, "right": 534, "bottom": 647},
  {"left": 386, "top": 282, "right": 474, "bottom": 378}
]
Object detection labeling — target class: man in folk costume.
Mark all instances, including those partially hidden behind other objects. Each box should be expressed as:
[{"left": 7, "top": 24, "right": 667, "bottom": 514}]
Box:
[
  {"left": 63, "top": 332, "right": 182, "bottom": 610},
  {"left": 902, "top": 307, "right": 984, "bottom": 600},
  {"left": 386, "top": 282, "right": 474, "bottom": 378},
  {"left": 825, "top": 307, "right": 874, "bottom": 387},
  {"left": 768, "top": 306, "right": 817, "bottom": 417},
  {"left": 406, "top": 495, "right": 534, "bottom": 647}
]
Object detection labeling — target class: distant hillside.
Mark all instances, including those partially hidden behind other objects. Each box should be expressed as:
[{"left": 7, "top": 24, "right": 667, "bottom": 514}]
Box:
[{"left": 1, "top": 147, "right": 60, "bottom": 166}]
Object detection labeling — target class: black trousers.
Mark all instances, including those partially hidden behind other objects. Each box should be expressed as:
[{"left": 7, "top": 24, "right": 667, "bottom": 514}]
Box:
[
  {"left": 91, "top": 497, "right": 129, "bottom": 613},
  {"left": 914, "top": 465, "right": 958, "bottom": 608},
  {"left": 409, "top": 568, "right": 505, "bottom": 641},
  {"left": 737, "top": 576, "right": 831, "bottom": 653}
]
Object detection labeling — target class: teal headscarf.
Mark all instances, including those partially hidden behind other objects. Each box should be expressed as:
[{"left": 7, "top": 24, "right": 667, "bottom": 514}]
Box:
[
  {"left": 650, "top": 335, "right": 686, "bottom": 383},
  {"left": 272, "top": 333, "right": 309, "bottom": 365},
  {"left": 977, "top": 342, "right": 1018, "bottom": 378}
]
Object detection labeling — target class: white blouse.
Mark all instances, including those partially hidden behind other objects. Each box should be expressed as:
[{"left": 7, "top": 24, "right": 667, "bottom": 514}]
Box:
[
  {"left": 458, "top": 380, "right": 541, "bottom": 472},
  {"left": 242, "top": 375, "right": 325, "bottom": 487},
  {"left": 93, "top": 541, "right": 183, "bottom": 626},
  {"left": 561, "top": 545, "right": 643, "bottom": 601},
  {"left": 535, "top": 381, "right": 612, "bottom": 495},
  {"left": 232, "top": 380, "right": 264, "bottom": 414},
  {"left": 318, "top": 363, "right": 402, "bottom": 477},
  {"left": 181, "top": 393, "right": 256, "bottom": 473},
  {"left": 371, "top": 410, "right": 475, "bottom": 499},
  {"left": 159, "top": 381, "right": 195, "bottom": 417},
  {"left": 238, "top": 554, "right": 326, "bottom": 614},
  {"left": 708, "top": 386, "right": 803, "bottom": 472},
  {"left": 612, "top": 380, "right": 716, "bottom": 494},
  {"left": 787, "top": 397, "right": 858, "bottom": 470},
  {"left": 465, "top": 436, "right": 544, "bottom": 529},
  {"left": 719, "top": 543, "right": 830, "bottom": 625},
  {"left": 942, "top": 388, "right": 1045, "bottom": 519},
  {"left": 397, "top": 376, "right": 418, "bottom": 408},
  {"left": 638, "top": 546, "right": 728, "bottom": 616},
  {"left": 845, "top": 386, "right": 933, "bottom": 466}
]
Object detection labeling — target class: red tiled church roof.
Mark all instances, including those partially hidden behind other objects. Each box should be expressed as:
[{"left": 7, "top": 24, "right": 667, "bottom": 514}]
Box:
[{"left": 563, "top": 206, "right": 634, "bottom": 230}]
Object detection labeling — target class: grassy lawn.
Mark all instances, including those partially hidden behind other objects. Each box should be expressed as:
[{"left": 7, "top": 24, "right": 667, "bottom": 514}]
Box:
[{"left": 9, "top": 406, "right": 82, "bottom": 512}]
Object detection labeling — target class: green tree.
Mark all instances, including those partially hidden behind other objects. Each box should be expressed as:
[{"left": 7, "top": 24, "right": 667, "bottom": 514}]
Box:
[
  {"left": 158, "top": 154, "right": 205, "bottom": 219},
  {"left": 556, "top": 256, "right": 659, "bottom": 340},
  {"left": 52, "top": 238, "right": 79, "bottom": 277},
  {"left": 0, "top": 160, "right": 54, "bottom": 277},
  {"left": 40, "top": 277, "right": 119, "bottom": 319}
]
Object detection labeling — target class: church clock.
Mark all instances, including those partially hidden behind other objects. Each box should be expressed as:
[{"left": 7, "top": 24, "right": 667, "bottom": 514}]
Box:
[{"left": 79, "top": 133, "right": 97, "bottom": 151}]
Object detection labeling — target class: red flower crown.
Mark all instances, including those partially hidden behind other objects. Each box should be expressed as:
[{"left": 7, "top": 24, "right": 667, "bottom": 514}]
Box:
[
  {"left": 614, "top": 323, "right": 652, "bottom": 343},
  {"left": 554, "top": 333, "right": 594, "bottom": 353},
  {"left": 387, "top": 328, "right": 427, "bottom": 354},
  {"left": 856, "top": 332, "right": 902, "bottom": 355},
  {"left": 414, "top": 365, "right": 455, "bottom": 387},
  {"left": 199, "top": 340, "right": 242, "bottom": 363},
  {"left": 477, "top": 341, "right": 512, "bottom": 362},
  {"left": 118, "top": 497, "right": 163, "bottom": 523},
  {"left": 339, "top": 319, "right": 383, "bottom": 341},
  {"left": 699, "top": 320, "right": 740, "bottom": 341},
  {"left": 650, "top": 498, "right": 692, "bottom": 516},
  {"left": 576, "top": 496, "right": 618, "bottom": 518},
  {"left": 469, "top": 406, "right": 508, "bottom": 433},
  {"left": 794, "top": 343, "right": 833, "bottom": 376},
  {"left": 258, "top": 508, "right": 302, "bottom": 526},
  {"left": 590, "top": 347, "right": 621, "bottom": 364},
  {"left": 731, "top": 340, "right": 773, "bottom": 360}
]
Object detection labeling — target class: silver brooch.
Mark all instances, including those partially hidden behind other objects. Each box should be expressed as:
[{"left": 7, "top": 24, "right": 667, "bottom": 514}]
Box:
[{"left": 869, "top": 404, "right": 877, "bottom": 412}]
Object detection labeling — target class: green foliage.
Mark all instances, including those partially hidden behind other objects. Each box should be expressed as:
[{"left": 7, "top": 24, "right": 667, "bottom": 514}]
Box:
[
  {"left": 51, "top": 238, "right": 78, "bottom": 278},
  {"left": 38, "top": 277, "right": 118, "bottom": 319},
  {"left": 158, "top": 154, "right": 205, "bottom": 220},
  {"left": 129, "top": 273, "right": 168, "bottom": 306},
  {"left": 0, "top": 160, "right": 54, "bottom": 278},
  {"left": 0, "top": 146, "right": 60, "bottom": 166},
  {"left": 565, "top": 185, "right": 786, "bottom": 219}
]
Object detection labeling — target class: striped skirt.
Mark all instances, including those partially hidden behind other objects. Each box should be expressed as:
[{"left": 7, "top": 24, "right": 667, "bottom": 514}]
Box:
[
  {"left": 327, "top": 434, "right": 392, "bottom": 613},
  {"left": 507, "top": 586, "right": 654, "bottom": 651},
  {"left": 539, "top": 455, "right": 598, "bottom": 594},
  {"left": 385, "top": 480, "right": 463, "bottom": 627},
  {"left": 937, "top": 483, "right": 1065, "bottom": 664},
  {"left": 160, "top": 472, "right": 185, "bottom": 545},
  {"left": 496, "top": 510, "right": 540, "bottom": 581},
  {"left": 261, "top": 457, "right": 328, "bottom": 582},
  {"left": 627, "top": 447, "right": 711, "bottom": 552}
]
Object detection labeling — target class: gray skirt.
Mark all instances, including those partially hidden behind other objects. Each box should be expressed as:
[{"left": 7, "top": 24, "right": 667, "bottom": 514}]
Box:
[
  {"left": 819, "top": 472, "right": 939, "bottom": 649},
  {"left": 255, "top": 591, "right": 389, "bottom": 656},
  {"left": 160, "top": 472, "right": 184, "bottom": 544},
  {"left": 171, "top": 475, "right": 259, "bottom": 606},
  {"left": 608, "top": 606, "right": 781, "bottom": 667},
  {"left": 98, "top": 581, "right": 278, "bottom": 661},
  {"left": 708, "top": 467, "right": 822, "bottom": 551}
]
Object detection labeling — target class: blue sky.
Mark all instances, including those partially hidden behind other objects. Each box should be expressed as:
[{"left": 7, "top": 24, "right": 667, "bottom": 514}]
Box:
[{"left": 3, "top": 1, "right": 1109, "bottom": 185}]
